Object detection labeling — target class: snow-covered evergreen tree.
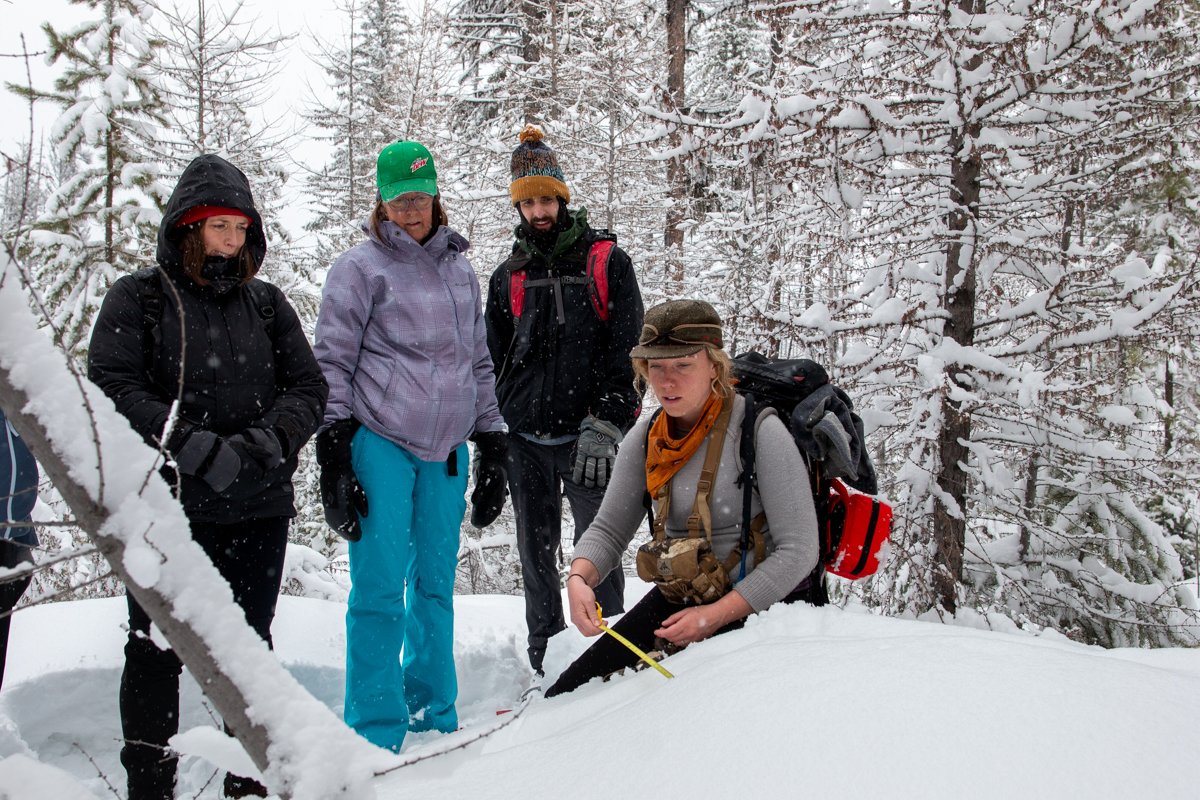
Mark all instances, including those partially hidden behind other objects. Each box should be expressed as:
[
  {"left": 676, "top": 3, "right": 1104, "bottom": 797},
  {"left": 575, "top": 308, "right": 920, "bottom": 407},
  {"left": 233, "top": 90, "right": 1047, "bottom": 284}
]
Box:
[
  {"left": 1, "top": 140, "right": 53, "bottom": 238},
  {"left": 446, "top": 0, "right": 669, "bottom": 280},
  {"left": 443, "top": 0, "right": 545, "bottom": 266},
  {"left": 15, "top": 0, "right": 167, "bottom": 356},
  {"left": 303, "top": 0, "right": 427, "bottom": 264},
  {"left": 730, "top": 0, "right": 1200, "bottom": 644},
  {"left": 150, "top": 0, "right": 295, "bottom": 267},
  {"left": 554, "top": 0, "right": 667, "bottom": 284}
]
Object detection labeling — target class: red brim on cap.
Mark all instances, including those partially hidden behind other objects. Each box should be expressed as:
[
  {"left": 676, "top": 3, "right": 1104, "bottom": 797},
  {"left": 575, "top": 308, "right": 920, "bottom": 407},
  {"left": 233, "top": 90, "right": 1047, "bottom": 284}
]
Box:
[{"left": 177, "top": 205, "right": 252, "bottom": 227}]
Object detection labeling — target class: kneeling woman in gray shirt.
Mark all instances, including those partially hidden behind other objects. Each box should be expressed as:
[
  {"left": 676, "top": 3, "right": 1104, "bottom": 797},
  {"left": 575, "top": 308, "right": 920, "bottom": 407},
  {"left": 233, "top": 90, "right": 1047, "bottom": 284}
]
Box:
[{"left": 546, "top": 299, "right": 819, "bottom": 697}]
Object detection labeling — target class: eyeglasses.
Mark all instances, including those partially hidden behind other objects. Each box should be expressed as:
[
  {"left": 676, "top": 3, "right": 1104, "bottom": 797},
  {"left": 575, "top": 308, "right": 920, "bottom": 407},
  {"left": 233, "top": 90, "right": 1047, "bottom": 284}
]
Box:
[{"left": 386, "top": 194, "right": 434, "bottom": 212}]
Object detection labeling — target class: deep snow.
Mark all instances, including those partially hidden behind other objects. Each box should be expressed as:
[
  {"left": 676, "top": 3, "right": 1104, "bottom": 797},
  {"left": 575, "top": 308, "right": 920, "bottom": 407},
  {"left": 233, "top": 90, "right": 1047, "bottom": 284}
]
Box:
[{"left": 1, "top": 580, "right": 1198, "bottom": 799}]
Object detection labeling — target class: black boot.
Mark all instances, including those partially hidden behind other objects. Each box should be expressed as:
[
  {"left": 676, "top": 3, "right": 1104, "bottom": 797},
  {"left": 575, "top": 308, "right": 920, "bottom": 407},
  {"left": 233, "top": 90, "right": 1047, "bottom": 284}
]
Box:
[
  {"left": 123, "top": 745, "right": 176, "bottom": 800},
  {"left": 223, "top": 771, "right": 268, "bottom": 798},
  {"left": 120, "top": 625, "right": 183, "bottom": 800}
]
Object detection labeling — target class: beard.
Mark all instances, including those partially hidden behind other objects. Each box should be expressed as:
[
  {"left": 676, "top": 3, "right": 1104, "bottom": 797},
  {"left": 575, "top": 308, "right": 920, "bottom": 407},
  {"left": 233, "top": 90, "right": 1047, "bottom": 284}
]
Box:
[{"left": 519, "top": 202, "right": 569, "bottom": 252}]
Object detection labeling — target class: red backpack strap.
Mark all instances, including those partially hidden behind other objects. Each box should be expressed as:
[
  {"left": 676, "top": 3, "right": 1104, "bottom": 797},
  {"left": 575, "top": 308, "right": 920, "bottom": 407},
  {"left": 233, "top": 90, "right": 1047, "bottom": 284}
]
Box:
[
  {"left": 586, "top": 239, "right": 615, "bottom": 321},
  {"left": 509, "top": 270, "right": 527, "bottom": 318}
]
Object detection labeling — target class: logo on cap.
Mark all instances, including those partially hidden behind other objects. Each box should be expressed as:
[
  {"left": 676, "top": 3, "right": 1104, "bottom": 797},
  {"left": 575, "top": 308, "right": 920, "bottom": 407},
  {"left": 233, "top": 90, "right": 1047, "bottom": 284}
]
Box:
[{"left": 411, "top": 157, "right": 428, "bottom": 173}]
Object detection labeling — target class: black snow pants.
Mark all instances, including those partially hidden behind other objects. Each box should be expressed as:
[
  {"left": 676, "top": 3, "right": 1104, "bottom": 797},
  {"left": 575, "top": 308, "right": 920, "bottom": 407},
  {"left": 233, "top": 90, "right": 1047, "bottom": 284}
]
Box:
[
  {"left": 544, "top": 579, "right": 822, "bottom": 698},
  {"left": 544, "top": 587, "right": 746, "bottom": 697},
  {"left": 120, "top": 517, "right": 288, "bottom": 800},
  {"left": 0, "top": 539, "right": 33, "bottom": 691},
  {"left": 507, "top": 435, "right": 625, "bottom": 672}
]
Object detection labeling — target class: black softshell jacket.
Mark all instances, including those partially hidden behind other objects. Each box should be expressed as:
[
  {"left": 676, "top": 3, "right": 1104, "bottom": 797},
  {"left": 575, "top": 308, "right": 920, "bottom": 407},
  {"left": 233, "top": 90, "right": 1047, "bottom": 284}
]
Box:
[
  {"left": 486, "top": 223, "right": 643, "bottom": 438},
  {"left": 87, "top": 154, "right": 327, "bottom": 524}
]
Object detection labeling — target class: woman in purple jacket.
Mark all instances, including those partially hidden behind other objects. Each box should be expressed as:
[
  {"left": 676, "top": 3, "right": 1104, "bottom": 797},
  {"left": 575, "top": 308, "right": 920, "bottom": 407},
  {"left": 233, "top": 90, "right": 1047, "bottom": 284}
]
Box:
[{"left": 313, "top": 141, "right": 508, "bottom": 753}]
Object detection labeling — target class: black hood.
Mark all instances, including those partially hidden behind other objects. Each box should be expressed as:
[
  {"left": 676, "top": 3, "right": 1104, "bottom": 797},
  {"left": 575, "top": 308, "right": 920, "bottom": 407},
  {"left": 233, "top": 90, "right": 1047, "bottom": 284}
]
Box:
[{"left": 156, "top": 154, "right": 267, "bottom": 272}]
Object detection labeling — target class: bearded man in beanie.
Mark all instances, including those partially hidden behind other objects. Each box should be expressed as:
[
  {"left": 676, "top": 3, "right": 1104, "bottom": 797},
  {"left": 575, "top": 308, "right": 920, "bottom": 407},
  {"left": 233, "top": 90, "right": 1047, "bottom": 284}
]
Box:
[{"left": 485, "top": 125, "right": 644, "bottom": 675}]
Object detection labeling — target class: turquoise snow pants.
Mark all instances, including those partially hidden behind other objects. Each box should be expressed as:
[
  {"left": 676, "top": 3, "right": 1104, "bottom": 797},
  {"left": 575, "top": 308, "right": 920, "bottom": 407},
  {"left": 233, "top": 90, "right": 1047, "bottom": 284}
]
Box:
[{"left": 344, "top": 426, "right": 467, "bottom": 752}]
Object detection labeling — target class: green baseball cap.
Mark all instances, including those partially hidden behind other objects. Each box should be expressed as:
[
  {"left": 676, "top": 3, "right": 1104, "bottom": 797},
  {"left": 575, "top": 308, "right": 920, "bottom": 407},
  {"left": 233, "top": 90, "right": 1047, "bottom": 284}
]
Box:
[{"left": 377, "top": 141, "right": 438, "bottom": 201}]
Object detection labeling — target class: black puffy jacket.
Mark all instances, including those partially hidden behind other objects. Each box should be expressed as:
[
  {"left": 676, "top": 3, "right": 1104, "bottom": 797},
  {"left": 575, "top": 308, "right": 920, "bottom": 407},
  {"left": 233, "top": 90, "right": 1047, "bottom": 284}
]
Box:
[
  {"left": 485, "top": 210, "right": 643, "bottom": 438},
  {"left": 87, "top": 154, "right": 327, "bottom": 524}
]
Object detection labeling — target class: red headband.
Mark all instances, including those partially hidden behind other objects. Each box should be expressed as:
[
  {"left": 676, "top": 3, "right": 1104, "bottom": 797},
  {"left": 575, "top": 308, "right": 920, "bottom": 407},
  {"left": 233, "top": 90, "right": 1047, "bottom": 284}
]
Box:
[{"left": 176, "top": 205, "right": 251, "bottom": 228}]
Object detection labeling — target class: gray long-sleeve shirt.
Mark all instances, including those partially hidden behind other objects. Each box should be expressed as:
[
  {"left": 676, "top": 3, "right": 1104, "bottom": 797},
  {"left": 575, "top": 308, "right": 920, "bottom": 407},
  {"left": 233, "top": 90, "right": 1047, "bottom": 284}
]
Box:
[{"left": 572, "top": 393, "right": 820, "bottom": 611}]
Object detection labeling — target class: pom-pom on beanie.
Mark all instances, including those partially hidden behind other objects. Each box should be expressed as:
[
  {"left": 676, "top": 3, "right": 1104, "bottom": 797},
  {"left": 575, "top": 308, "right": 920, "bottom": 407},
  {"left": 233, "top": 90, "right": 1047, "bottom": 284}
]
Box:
[{"left": 509, "top": 125, "right": 570, "bottom": 205}]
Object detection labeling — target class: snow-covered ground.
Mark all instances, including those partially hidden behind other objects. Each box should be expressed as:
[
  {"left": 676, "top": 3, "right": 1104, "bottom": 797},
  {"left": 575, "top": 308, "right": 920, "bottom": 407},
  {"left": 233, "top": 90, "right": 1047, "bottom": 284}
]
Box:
[{"left": 1, "top": 582, "right": 1199, "bottom": 799}]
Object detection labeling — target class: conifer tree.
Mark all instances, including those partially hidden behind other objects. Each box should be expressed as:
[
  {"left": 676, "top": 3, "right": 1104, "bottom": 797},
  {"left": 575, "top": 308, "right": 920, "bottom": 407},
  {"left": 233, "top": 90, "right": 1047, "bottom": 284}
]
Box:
[
  {"left": 13, "top": 0, "right": 167, "bottom": 356},
  {"left": 726, "top": 0, "right": 1200, "bottom": 643},
  {"left": 1, "top": 140, "right": 53, "bottom": 237},
  {"left": 683, "top": 6, "right": 835, "bottom": 355},
  {"left": 446, "top": 0, "right": 669, "bottom": 277},
  {"left": 303, "top": 0, "right": 392, "bottom": 263},
  {"left": 303, "top": 0, "right": 453, "bottom": 266},
  {"left": 444, "top": 0, "right": 548, "bottom": 265},
  {"left": 558, "top": 0, "right": 667, "bottom": 277},
  {"left": 150, "top": 0, "right": 295, "bottom": 273}
]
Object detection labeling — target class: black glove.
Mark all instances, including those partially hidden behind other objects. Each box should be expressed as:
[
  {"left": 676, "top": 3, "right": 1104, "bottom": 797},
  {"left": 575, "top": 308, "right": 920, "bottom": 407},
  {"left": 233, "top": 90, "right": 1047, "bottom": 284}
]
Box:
[
  {"left": 315, "top": 419, "right": 368, "bottom": 541},
  {"left": 173, "top": 429, "right": 241, "bottom": 494},
  {"left": 228, "top": 427, "right": 284, "bottom": 472},
  {"left": 469, "top": 430, "right": 509, "bottom": 528},
  {"left": 571, "top": 416, "right": 623, "bottom": 489}
]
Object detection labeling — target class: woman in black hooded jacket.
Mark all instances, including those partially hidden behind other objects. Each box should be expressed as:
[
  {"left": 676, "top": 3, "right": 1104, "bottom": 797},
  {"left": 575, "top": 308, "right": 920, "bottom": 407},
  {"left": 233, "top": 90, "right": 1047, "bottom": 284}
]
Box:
[{"left": 87, "top": 154, "right": 327, "bottom": 800}]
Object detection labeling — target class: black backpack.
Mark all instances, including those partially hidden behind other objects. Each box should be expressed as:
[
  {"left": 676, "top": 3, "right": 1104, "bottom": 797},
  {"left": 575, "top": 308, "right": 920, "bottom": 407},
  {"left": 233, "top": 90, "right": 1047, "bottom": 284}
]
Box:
[
  {"left": 731, "top": 352, "right": 890, "bottom": 604},
  {"left": 641, "top": 352, "right": 891, "bottom": 606}
]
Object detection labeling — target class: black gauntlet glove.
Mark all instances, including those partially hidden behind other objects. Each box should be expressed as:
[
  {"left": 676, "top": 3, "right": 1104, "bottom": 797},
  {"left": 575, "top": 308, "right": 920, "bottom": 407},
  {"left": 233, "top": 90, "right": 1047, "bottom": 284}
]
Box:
[
  {"left": 469, "top": 430, "right": 509, "bottom": 528},
  {"left": 173, "top": 429, "right": 241, "bottom": 493},
  {"left": 227, "top": 427, "right": 284, "bottom": 475},
  {"left": 315, "top": 419, "right": 368, "bottom": 541},
  {"left": 571, "top": 416, "right": 623, "bottom": 490}
]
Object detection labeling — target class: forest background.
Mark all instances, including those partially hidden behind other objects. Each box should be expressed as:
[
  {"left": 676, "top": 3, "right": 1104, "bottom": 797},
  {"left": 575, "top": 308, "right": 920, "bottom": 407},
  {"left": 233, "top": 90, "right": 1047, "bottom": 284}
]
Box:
[{"left": 2, "top": 0, "right": 1200, "bottom": 653}]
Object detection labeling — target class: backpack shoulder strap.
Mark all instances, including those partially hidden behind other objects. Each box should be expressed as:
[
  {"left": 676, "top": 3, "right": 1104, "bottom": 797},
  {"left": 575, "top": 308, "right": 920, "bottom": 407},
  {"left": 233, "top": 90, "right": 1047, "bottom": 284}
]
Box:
[
  {"left": 642, "top": 407, "right": 664, "bottom": 538},
  {"left": 585, "top": 238, "right": 615, "bottom": 322},
  {"left": 245, "top": 278, "right": 277, "bottom": 338},
  {"left": 133, "top": 267, "right": 163, "bottom": 380},
  {"left": 643, "top": 400, "right": 735, "bottom": 545},
  {"left": 687, "top": 399, "right": 733, "bottom": 542},
  {"left": 502, "top": 249, "right": 534, "bottom": 319},
  {"left": 509, "top": 270, "right": 528, "bottom": 319},
  {"left": 737, "top": 391, "right": 757, "bottom": 566}
]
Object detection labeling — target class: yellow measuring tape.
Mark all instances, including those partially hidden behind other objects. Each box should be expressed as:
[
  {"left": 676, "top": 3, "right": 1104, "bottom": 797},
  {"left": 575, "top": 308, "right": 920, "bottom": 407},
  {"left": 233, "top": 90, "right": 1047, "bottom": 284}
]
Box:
[{"left": 595, "top": 603, "right": 674, "bottom": 679}]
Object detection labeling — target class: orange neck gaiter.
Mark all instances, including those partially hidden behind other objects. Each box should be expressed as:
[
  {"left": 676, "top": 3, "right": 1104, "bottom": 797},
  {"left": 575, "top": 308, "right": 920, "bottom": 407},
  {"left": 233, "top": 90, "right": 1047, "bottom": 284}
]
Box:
[{"left": 645, "top": 392, "right": 724, "bottom": 499}]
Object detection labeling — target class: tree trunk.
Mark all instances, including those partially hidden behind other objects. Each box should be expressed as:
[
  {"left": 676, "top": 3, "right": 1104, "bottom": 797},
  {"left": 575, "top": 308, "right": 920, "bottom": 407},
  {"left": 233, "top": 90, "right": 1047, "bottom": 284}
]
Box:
[
  {"left": 663, "top": 0, "right": 687, "bottom": 290},
  {"left": 104, "top": 0, "right": 117, "bottom": 269},
  {"left": 196, "top": 0, "right": 208, "bottom": 150},
  {"left": 1018, "top": 454, "right": 1038, "bottom": 560},
  {"left": 0, "top": 371, "right": 284, "bottom": 797},
  {"left": 760, "top": 17, "right": 785, "bottom": 356},
  {"left": 521, "top": 0, "right": 544, "bottom": 124},
  {"left": 1164, "top": 360, "right": 1174, "bottom": 454},
  {"left": 932, "top": 3, "right": 984, "bottom": 612},
  {"left": 932, "top": 135, "right": 980, "bottom": 612}
]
